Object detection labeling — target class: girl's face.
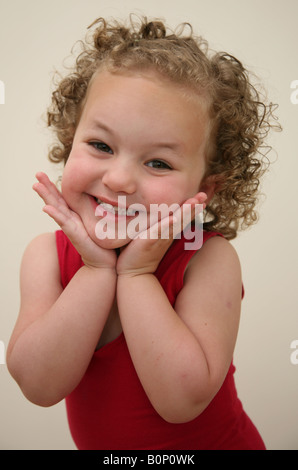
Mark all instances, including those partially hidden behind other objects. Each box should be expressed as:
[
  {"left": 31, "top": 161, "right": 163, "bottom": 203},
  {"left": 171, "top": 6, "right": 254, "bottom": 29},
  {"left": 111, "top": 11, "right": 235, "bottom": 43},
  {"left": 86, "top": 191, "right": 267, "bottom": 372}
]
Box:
[{"left": 61, "top": 70, "right": 212, "bottom": 248}]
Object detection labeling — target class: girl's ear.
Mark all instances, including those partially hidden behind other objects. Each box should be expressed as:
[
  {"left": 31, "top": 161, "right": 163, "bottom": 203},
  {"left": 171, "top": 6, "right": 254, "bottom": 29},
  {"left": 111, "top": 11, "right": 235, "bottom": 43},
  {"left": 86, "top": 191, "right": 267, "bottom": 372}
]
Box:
[{"left": 199, "top": 174, "right": 217, "bottom": 204}]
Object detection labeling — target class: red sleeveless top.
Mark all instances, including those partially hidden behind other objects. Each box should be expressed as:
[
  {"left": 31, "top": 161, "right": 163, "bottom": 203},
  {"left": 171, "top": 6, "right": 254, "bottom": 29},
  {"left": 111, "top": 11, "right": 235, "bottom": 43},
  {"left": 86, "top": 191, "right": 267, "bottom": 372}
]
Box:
[{"left": 56, "top": 230, "right": 266, "bottom": 450}]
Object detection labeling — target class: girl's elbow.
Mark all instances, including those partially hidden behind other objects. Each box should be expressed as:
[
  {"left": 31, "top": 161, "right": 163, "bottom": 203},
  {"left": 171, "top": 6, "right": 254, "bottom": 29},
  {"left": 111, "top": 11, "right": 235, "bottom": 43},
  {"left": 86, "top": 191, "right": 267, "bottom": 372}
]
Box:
[
  {"left": 155, "top": 378, "right": 218, "bottom": 423},
  {"left": 14, "top": 377, "right": 63, "bottom": 407},
  {"left": 7, "top": 360, "right": 64, "bottom": 407},
  {"left": 21, "top": 384, "right": 63, "bottom": 407},
  {"left": 157, "top": 405, "right": 204, "bottom": 424},
  {"left": 155, "top": 397, "right": 210, "bottom": 424}
]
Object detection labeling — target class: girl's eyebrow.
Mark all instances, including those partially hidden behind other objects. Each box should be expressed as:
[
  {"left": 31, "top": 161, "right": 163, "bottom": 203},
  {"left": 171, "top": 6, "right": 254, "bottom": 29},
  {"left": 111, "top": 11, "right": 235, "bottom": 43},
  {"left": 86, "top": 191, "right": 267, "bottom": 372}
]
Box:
[
  {"left": 90, "top": 119, "right": 183, "bottom": 154},
  {"left": 92, "top": 120, "right": 114, "bottom": 135},
  {"left": 150, "top": 142, "right": 183, "bottom": 156}
]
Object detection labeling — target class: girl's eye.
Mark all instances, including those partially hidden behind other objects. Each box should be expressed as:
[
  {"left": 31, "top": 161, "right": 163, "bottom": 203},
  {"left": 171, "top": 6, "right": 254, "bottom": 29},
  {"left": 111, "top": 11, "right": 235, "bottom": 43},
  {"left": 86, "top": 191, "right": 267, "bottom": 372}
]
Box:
[
  {"left": 89, "top": 141, "right": 113, "bottom": 154},
  {"left": 146, "top": 160, "right": 172, "bottom": 170}
]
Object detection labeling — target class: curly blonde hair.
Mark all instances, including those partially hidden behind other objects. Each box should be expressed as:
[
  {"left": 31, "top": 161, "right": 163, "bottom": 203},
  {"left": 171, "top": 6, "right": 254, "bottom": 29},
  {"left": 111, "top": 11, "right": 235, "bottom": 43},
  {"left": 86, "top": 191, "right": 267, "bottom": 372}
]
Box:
[{"left": 47, "top": 16, "right": 280, "bottom": 239}]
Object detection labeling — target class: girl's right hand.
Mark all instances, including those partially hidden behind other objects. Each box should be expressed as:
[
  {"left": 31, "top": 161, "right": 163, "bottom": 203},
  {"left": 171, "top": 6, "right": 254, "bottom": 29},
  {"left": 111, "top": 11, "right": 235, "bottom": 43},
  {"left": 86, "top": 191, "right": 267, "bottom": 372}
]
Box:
[{"left": 33, "top": 172, "right": 117, "bottom": 270}]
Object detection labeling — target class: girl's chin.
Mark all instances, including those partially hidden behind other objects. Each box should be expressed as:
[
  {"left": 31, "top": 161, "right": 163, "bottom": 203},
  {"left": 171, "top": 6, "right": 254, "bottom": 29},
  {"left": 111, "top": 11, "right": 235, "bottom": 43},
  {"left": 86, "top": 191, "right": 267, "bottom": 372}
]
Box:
[
  {"left": 86, "top": 219, "right": 134, "bottom": 250},
  {"left": 90, "top": 215, "right": 148, "bottom": 249},
  {"left": 93, "top": 236, "right": 131, "bottom": 250}
]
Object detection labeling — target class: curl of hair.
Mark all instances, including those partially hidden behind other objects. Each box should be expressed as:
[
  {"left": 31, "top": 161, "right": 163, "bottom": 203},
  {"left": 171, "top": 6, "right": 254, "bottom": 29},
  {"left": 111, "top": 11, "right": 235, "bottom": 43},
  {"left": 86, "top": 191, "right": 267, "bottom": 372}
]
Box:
[{"left": 47, "top": 16, "right": 281, "bottom": 239}]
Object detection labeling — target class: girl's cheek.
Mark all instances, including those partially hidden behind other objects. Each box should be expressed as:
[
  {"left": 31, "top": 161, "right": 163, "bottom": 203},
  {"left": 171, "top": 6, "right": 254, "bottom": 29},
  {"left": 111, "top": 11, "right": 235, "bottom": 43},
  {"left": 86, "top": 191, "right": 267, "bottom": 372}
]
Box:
[
  {"left": 61, "top": 166, "right": 81, "bottom": 204},
  {"left": 62, "top": 159, "right": 86, "bottom": 191},
  {"left": 148, "top": 187, "right": 188, "bottom": 207}
]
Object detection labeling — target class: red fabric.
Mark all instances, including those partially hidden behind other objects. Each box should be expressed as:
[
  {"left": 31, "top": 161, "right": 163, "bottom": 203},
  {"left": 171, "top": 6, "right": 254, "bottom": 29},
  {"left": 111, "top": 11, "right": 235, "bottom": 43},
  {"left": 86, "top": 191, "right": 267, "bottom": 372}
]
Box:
[{"left": 55, "top": 230, "right": 265, "bottom": 450}]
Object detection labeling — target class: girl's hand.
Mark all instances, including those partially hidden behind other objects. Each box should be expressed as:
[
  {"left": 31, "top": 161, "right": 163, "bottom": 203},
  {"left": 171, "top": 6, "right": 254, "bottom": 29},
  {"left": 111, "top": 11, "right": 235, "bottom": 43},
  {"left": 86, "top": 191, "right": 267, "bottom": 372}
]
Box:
[
  {"left": 33, "top": 172, "right": 117, "bottom": 270},
  {"left": 116, "top": 192, "right": 207, "bottom": 277}
]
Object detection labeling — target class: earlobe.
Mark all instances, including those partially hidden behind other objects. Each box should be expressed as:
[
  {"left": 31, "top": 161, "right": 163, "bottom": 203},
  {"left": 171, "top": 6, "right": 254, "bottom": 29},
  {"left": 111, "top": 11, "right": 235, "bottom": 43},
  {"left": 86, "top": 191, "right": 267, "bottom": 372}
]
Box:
[{"left": 199, "top": 175, "right": 217, "bottom": 204}]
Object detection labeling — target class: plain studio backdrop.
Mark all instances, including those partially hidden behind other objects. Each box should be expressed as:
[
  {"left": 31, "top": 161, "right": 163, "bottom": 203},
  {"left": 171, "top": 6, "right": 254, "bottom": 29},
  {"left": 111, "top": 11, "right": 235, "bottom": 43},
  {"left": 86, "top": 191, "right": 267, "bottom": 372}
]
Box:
[{"left": 0, "top": 0, "right": 297, "bottom": 450}]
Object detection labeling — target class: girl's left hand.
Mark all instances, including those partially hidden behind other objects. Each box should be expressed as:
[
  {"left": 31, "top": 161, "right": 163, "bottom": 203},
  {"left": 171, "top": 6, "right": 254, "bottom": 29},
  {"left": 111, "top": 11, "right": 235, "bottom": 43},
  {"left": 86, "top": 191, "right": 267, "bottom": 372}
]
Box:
[{"left": 116, "top": 192, "right": 207, "bottom": 277}]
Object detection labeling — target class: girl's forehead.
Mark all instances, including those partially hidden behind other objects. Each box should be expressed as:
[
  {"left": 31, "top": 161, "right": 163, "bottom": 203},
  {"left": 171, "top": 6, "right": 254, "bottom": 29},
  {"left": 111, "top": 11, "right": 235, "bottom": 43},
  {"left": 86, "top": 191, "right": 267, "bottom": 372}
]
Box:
[{"left": 85, "top": 68, "right": 211, "bottom": 123}]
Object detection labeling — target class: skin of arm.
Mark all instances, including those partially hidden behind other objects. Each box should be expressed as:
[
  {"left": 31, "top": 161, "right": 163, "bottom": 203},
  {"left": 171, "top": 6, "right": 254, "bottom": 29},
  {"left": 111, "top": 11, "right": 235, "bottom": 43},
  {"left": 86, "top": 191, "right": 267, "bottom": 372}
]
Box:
[
  {"left": 116, "top": 234, "right": 242, "bottom": 424},
  {"left": 7, "top": 233, "right": 116, "bottom": 406}
]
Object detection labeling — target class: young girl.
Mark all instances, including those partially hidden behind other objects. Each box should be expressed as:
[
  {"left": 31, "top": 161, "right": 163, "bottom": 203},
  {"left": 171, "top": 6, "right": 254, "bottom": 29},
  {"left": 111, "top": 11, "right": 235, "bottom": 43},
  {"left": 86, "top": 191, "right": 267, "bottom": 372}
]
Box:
[{"left": 7, "top": 17, "right": 278, "bottom": 450}]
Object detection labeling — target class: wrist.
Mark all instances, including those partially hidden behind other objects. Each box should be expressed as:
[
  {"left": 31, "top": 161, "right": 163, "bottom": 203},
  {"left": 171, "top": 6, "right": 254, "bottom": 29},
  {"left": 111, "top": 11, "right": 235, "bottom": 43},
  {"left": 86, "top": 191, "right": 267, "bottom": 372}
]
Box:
[
  {"left": 116, "top": 267, "right": 155, "bottom": 278},
  {"left": 81, "top": 263, "right": 117, "bottom": 277},
  {"left": 117, "top": 272, "right": 156, "bottom": 289}
]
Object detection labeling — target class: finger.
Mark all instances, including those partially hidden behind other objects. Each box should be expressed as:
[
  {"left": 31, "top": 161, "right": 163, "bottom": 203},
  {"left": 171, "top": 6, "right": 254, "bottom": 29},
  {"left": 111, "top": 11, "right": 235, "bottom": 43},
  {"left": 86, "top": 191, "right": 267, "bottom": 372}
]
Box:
[
  {"left": 32, "top": 181, "right": 54, "bottom": 205},
  {"left": 42, "top": 203, "right": 85, "bottom": 243},
  {"left": 33, "top": 173, "right": 58, "bottom": 203},
  {"left": 42, "top": 204, "right": 71, "bottom": 227},
  {"left": 33, "top": 183, "right": 72, "bottom": 220},
  {"left": 133, "top": 193, "right": 206, "bottom": 242},
  {"left": 135, "top": 214, "right": 174, "bottom": 241},
  {"left": 161, "top": 193, "right": 206, "bottom": 238},
  {"left": 33, "top": 173, "right": 70, "bottom": 217},
  {"left": 34, "top": 172, "right": 60, "bottom": 198},
  {"left": 184, "top": 192, "right": 207, "bottom": 208},
  {"left": 170, "top": 201, "right": 204, "bottom": 240}
]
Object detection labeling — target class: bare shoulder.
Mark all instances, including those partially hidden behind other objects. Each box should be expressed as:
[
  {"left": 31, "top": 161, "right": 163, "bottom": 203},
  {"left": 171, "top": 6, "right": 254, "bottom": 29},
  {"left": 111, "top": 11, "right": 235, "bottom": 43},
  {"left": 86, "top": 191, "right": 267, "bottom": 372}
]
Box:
[
  {"left": 21, "top": 230, "right": 62, "bottom": 289},
  {"left": 185, "top": 235, "right": 241, "bottom": 287},
  {"left": 195, "top": 233, "right": 240, "bottom": 262},
  {"left": 182, "top": 235, "right": 242, "bottom": 318},
  {"left": 20, "top": 232, "right": 62, "bottom": 300},
  {"left": 20, "top": 232, "right": 61, "bottom": 288},
  {"left": 22, "top": 231, "right": 58, "bottom": 260}
]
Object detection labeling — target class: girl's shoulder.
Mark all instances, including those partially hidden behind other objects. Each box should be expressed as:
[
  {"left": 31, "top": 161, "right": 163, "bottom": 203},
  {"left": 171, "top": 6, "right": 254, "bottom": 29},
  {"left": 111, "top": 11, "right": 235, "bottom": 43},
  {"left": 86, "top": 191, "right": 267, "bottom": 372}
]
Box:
[
  {"left": 187, "top": 234, "right": 241, "bottom": 278},
  {"left": 22, "top": 232, "right": 58, "bottom": 265},
  {"left": 183, "top": 234, "right": 243, "bottom": 308},
  {"left": 20, "top": 232, "right": 62, "bottom": 294}
]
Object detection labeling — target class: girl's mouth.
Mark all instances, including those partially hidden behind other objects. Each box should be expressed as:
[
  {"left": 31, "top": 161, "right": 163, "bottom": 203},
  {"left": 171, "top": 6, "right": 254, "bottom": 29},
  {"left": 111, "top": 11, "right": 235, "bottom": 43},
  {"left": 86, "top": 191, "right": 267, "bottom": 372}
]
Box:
[{"left": 94, "top": 197, "right": 139, "bottom": 217}]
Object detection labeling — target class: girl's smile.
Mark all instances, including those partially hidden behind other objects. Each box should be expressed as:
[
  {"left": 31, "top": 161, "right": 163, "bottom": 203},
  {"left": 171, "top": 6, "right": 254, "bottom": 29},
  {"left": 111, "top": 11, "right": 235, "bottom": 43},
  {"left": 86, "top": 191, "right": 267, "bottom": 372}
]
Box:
[
  {"left": 91, "top": 195, "right": 141, "bottom": 218},
  {"left": 61, "top": 69, "right": 212, "bottom": 248}
]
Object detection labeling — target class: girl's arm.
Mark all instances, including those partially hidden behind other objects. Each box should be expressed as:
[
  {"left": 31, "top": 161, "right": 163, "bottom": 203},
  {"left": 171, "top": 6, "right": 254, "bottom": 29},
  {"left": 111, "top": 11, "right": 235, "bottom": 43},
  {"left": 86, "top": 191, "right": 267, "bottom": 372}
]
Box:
[
  {"left": 116, "top": 202, "right": 241, "bottom": 423},
  {"left": 7, "top": 174, "right": 117, "bottom": 406}
]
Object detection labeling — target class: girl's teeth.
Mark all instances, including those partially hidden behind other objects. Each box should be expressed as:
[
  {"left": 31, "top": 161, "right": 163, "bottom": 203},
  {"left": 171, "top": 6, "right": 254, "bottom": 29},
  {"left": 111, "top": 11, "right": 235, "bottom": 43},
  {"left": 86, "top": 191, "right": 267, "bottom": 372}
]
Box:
[{"left": 95, "top": 199, "right": 137, "bottom": 216}]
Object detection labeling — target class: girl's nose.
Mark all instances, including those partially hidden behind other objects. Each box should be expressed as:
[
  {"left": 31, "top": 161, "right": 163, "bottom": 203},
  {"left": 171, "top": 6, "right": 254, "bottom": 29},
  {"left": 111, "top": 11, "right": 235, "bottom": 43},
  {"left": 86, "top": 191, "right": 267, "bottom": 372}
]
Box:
[{"left": 101, "top": 160, "right": 137, "bottom": 195}]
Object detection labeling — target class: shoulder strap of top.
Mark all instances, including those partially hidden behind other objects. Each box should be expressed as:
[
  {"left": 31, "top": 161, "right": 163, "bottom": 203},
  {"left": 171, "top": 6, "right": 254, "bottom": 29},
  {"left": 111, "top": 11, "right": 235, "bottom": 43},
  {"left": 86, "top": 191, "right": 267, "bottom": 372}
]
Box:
[
  {"left": 154, "top": 230, "right": 223, "bottom": 306},
  {"left": 55, "top": 230, "right": 83, "bottom": 288}
]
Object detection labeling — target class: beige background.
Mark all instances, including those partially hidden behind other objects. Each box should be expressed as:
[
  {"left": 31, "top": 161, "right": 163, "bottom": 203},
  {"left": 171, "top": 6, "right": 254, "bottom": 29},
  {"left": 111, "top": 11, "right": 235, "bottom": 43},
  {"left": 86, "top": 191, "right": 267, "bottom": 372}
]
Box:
[{"left": 0, "top": 0, "right": 297, "bottom": 450}]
